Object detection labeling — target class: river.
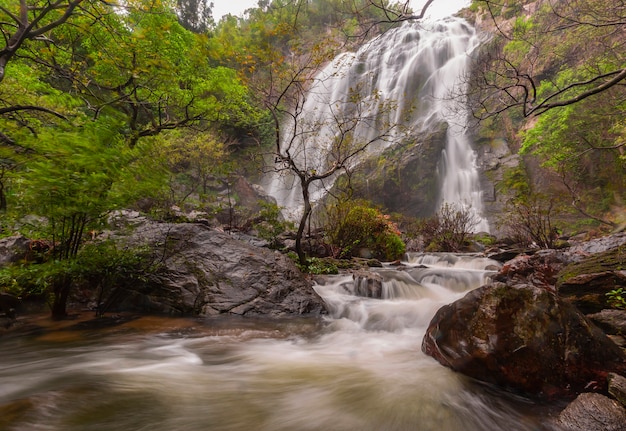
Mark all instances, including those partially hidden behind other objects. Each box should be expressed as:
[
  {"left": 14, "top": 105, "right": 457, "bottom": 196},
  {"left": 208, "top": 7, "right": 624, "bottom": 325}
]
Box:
[{"left": 0, "top": 253, "right": 562, "bottom": 430}]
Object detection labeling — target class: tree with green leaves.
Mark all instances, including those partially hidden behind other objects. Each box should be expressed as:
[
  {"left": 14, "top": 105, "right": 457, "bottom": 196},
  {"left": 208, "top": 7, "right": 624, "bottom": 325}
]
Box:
[
  {"left": 466, "top": 0, "right": 625, "bottom": 228},
  {"left": 9, "top": 118, "right": 164, "bottom": 317},
  {"left": 0, "top": 0, "right": 261, "bottom": 145},
  {"left": 0, "top": 0, "right": 263, "bottom": 317}
]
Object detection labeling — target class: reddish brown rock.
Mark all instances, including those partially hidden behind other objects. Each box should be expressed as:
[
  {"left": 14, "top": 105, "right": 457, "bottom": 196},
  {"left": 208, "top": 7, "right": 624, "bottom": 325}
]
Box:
[
  {"left": 422, "top": 282, "right": 626, "bottom": 399},
  {"left": 494, "top": 250, "right": 576, "bottom": 291}
]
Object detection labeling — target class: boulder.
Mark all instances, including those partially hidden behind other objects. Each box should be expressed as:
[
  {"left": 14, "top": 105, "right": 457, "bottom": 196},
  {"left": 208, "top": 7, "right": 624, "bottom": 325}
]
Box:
[
  {"left": 106, "top": 222, "right": 327, "bottom": 317},
  {"left": 554, "top": 392, "right": 626, "bottom": 431},
  {"left": 351, "top": 270, "right": 384, "bottom": 298},
  {"left": 0, "top": 235, "right": 32, "bottom": 266},
  {"left": 587, "top": 309, "right": 626, "bottom": 336},
  {"left": 567, "top": 232, "right": 626, "bottom": 255},
  {"left": 557, "top": 247, "right": 626, "bottom": 313},
  {"left": 494, "top": 249, "right": 578, "bottom": 291},
  {"left": 422, "top": 282, "right": 626, "bottom": 399}
]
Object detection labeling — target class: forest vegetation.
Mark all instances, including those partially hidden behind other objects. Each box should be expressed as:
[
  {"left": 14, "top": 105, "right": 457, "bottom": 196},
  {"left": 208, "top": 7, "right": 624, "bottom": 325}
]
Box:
[
  {"left": 0, "top": 0, "right": 624, "bottom": 318},
  {"left": 466, "top": 0, "right": 625, "bottom": 236}
]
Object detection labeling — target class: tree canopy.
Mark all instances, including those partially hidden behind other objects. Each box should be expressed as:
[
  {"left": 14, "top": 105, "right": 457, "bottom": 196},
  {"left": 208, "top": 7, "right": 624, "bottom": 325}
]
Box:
[{"left": 468, "top": 0, "right": 626, "bottom": 119}]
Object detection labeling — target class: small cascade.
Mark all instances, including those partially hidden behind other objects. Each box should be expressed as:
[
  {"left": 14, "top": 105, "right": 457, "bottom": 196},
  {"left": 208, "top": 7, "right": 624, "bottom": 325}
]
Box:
[
  {"left": 406, "top": 252, "right": 501, "bottom": 270},
  {"left": 314, "top": 252, "right": 501, "bottom": 332},
  {"left": 264, "top": 17, "right": 490, "bottom": 231},
  {"left": 2, "top": 253, "right": 558, "bottom": 430}
]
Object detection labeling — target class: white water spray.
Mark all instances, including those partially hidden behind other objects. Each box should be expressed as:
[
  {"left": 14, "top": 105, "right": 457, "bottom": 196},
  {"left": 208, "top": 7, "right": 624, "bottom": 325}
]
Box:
[{"left": 264, "top": 17, "right": 489, "bottom": 231}]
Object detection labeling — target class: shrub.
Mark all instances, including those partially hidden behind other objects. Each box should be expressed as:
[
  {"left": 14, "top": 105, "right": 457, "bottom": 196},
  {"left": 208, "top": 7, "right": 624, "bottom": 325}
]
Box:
[
  {"left": 329, "top": 203, "right": 405, "bottom": 261},
  {"left": 0, "top": 241, "right": 158, "bottom": 315},
  {"left": 301, "top": 257, "right": 339, "bottom": 275},
  {"left": 606, "top": 288, "right": 626, "bottom": 310},
  {"left": 413, "top": 202, "right": 479, "bottom": 252},
  {"left": 252, "top": 201, "right": 294, "bottom": 248},
  {"left": 499, "top": 195, "right": 560, "bottom": 248}
]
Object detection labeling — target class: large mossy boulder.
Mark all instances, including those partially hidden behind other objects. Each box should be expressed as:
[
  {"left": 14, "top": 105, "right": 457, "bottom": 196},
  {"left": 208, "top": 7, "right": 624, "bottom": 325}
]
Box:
[
  {"left": 557, "top": 246, "right": 626, "bottom": 314},
  {"left": 422, "top": 282, "right": 626, "bottom": 399}
]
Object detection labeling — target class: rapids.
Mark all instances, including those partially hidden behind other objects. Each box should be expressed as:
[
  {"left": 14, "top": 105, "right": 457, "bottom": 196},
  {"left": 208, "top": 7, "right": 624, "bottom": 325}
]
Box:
[{"left": 0, "top": 254, "right": 562, "bottom": 430}]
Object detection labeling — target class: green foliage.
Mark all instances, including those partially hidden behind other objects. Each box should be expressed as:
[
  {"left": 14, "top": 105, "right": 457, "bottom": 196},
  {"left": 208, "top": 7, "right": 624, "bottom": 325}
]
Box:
[
  {"left": 9, "top": 119, "right": 157, "bottom": 256},
  {"left": 252, "top": 201, "right": 294, "bottom": 248},
  {"left": 469, "top": 0, "right": 626, "bottom": 231},
  {"left": 295, "top": 256, "right": 339, "bottom": 275},
  {"left": 606, "top": 288, "right": 626, "bottom": 310},
  {"left": 520, "top": 89, "right": 625, "bottom": 223},
  {"left": 152, "top": 129, "right": 234, "bottom": 211},
  {"left": 0, "top": 0, "right": 263, "bottom": 147},
  {"left": 0, "top": 240, "right": 156, "bottom": 314},
  {"left": 0, "top": 261, "right": 57, "bottom": 300},
  {"left": 328, "top": 203, "right": 405, "bottom": 261},
  {"left": 499, "top": 164, "right": 531, "bottom": 200},
  {"left": 474, "top": 232, "right": 497, "bottom": 247}
]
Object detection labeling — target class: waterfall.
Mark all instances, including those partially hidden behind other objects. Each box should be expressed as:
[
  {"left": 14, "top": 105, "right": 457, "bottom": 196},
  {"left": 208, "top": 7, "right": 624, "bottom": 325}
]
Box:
[{"left": 264, "top": 17, "right": 489, "bottom": 231}]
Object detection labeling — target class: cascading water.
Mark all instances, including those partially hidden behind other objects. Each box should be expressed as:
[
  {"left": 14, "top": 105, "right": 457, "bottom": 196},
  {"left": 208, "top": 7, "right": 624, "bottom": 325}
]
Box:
[
  {"left": 264, "top": 17, "right": 489, "bottom": 231},
  {"left": 0, "top": 254, "right": 561, "bottom": 430}
]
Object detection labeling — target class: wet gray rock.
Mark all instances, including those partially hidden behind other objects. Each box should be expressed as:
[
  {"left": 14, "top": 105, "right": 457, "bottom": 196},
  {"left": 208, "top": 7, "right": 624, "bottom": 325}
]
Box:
[
  {"left": 347, "top": 125, "right": 448, "bottom": 218},
  {"left": 554, "top": 392, "right": 626, "bottom": 431},
  {"left": 568, "top": 233, "right": 626, "bottom": 255},
  {"left": 351, "top": 270, "right": 383, "bottom": 298},
  {"left": 587, "top": 309, "right": 626, "bottom": 335},
  {"left": 109, "top": 222, "right": 327, "bottom": 317}
]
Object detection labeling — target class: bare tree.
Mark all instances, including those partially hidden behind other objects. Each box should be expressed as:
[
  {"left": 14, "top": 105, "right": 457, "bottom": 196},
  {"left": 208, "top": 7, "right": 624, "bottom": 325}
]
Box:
[
  {"left": 499, "top": 195, "right": 559, "bottom": 249},
  {"left": 348, "top": 0, "right": 436, "bottom": 38},
  {"left": 263, "top": 46, "right": 401, "bottom": 264}
]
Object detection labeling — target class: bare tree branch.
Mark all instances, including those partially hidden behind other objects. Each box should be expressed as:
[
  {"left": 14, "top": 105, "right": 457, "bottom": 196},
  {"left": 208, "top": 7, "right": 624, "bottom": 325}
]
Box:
[
  {"left": 470, "top": 0, "right": 626, "bottom": 119},
  {"left": 0, "top": 0, "right": 88, "bottom": 83}
]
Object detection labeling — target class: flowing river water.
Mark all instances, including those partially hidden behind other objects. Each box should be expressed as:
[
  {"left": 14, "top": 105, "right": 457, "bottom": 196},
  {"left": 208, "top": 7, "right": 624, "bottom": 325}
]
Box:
[{"left": 0, "top": 254, "right": 563, "bottom": 430}]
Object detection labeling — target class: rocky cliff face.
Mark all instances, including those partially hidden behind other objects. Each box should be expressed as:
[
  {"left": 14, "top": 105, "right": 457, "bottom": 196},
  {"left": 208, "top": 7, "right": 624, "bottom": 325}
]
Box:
[{"left": 347, "top": 126, "right": 448, "bottom": 218}]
